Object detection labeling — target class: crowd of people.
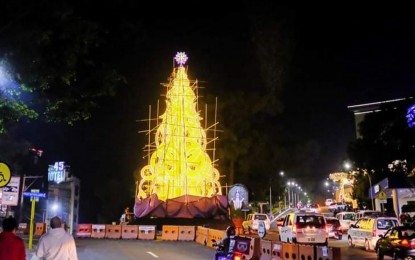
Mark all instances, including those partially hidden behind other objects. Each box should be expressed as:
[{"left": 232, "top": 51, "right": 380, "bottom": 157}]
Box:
[{"left": 0, "top": 215, "right": 78, "bottom": 260}]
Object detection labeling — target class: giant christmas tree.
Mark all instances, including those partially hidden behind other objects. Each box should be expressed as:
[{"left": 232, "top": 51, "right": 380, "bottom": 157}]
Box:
[{"left": 137, "top": 52, "right": 222, "bottom": 202}]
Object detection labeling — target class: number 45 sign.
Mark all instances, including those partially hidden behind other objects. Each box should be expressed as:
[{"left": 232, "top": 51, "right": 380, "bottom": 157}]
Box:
[{"left": 48, "top": 161, "right": 66, "bottom": 184}]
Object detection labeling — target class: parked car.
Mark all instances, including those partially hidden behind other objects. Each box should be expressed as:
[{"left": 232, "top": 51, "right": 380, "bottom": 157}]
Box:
[
  {"left": 375, "top": 226, "right": 415, "bottom": 260},
  {"left": 336, "top": 212, "right": 355, "bottom": 232},
  {"left": 243, "top": 213, "right": 271, "bottom": 232},
  {"left": 280, "top": 211, "right": 328, "bottom": 245},
  {"left": 348, "top": 216, "right": 400, "bottom": 251},
  {"left": 325, "top": 217, "right": 342, "bottom": 240}
]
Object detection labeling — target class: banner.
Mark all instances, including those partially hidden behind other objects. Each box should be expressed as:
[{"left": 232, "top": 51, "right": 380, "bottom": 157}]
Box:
[{"left": 1, "top": 176, "right": 20, "bottom": 206}]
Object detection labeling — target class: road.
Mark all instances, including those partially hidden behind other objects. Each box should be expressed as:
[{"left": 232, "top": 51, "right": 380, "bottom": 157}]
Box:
[
  {"left": 25, "top": 238, "right": 216, "bottom": 260},
  {"left": 24, "top": 236, "right": 384, "bottom": 260}
]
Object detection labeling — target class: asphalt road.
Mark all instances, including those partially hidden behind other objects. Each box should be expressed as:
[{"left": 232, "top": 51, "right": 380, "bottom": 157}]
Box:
[
  {"left": 24, "top": 236, "right": 383, "bottom": 260},
  {"left": 26, "top": 238, "right": 216, "bottom": 260}
]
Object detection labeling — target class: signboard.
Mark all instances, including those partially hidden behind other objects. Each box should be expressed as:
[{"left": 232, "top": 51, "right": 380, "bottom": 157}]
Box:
[
  {"left": 48, "top": 161, "right": 66, "bottom": 184},
  {"left": 378, "top": 191, "right": 387, "bottom": 200},
  {"left": 258, "top": 221, "right": 266, "bottom": 238},
  {"left": 234, "top": 237, "right": 251, "bottom": 255},
  {"left": 379, "top": 199, "right": 387, "bottom": 204},
  {"left": 0, "top": 162, "right": 11, "bottom": 188},
  {"left": 23, "top": 192, "right": 46, "bottom": 198},
  {"left": 228, "top": 184, "right": 249, "bottom": 210},
  {"left": 1, "top": 176, "right": 20, "bottom": 206}
]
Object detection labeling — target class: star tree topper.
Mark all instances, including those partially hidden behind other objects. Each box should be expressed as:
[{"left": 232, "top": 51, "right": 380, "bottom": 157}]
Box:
[{"left": 174, "top": 52, "right": 188, "bottom": 66}]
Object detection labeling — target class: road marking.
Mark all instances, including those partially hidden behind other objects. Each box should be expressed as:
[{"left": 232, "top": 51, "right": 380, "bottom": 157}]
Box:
[{"left": 147, "top": 251, "right": 159, "bottom": 258}]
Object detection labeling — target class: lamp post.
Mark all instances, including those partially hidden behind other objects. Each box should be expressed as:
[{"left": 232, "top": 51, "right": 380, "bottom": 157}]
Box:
[
  {"left": 365, "top": 170, "right": 375, "bottom": 210},
  {"left": 287, "top": 182, "right": 292, "bottom": 208}
]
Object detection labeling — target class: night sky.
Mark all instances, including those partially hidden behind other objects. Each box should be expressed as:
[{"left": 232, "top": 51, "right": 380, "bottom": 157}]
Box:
[{"left": 11, "top": 2, "right": 414, "bottom": 221}]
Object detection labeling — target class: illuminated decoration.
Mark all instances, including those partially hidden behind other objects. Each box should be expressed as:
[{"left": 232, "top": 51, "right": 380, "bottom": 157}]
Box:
[
  {"left": 329, "top": 172, "right": 355, "bottom": 203},
  {"left": 138, "top": 52, "right": 221, "bottom": 201},
  {"left": 174, "top": 52, "right": 188, "bottom": 66},
  {"left": 407, "top": 104, "right": 415, "bottom": 128}
]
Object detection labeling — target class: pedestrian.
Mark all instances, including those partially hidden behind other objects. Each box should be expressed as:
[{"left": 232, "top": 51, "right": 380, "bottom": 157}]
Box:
[
  {"left": 0, "top": 216, "right": 26, "bottom": 260},
  {"left": 35, "top": 216, "right": 78, "bottom": 260}
]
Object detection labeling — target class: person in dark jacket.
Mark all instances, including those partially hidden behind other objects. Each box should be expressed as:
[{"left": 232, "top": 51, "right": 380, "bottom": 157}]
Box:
[
  {"left": 214, "top": 226, "right": 237, "bottom": 259},
  {"left": 0, "top": 216, "right": 26, "bottom": 260}
]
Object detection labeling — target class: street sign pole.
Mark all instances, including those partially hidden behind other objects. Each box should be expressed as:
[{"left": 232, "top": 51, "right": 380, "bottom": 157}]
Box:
[
  {"left": 23, "top": 190, "right": 46, "bottom": 250},
  {"left": 29, "top": 197, "right": 36, "bottom": 250}
]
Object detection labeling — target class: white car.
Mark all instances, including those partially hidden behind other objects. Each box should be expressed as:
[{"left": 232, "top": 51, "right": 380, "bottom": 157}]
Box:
[
  {"left": 280, "top": 211, "right": 328, "bottom": 245},
  {"left": 243, "top": 213, "right": 271, "bottom": 231},
  {"left": 336, "top": 212, "right": 355, "bottom": 232}
]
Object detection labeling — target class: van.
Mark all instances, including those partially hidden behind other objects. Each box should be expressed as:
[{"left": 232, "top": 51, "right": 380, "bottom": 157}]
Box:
[
  {"left": 280, "top": 211, "right": 328, "bottom": 245},
  {"left": 350, "top": 210, "right": 382, "bottom": 226},
  {"left": 347, "top": 216, "right": 399, "bottom": 251},
  {"left": 336, "top": 212, "right": 355, "bottom": 232}
]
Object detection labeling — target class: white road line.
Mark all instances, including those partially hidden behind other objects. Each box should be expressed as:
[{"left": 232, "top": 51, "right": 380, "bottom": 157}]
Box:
[{"left": 147, "top": 251, "right": 159, "bottom": 258}]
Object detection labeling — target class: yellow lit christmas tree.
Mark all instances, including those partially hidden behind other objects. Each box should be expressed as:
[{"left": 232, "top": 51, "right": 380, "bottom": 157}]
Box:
[{"left": 137, "top": 52, "right": 221, "bottom": 201}]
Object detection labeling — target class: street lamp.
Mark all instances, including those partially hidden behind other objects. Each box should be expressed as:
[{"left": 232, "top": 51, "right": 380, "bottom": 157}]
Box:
[{"left": 364, "top": 170, "right": 375, "bottom": 210}]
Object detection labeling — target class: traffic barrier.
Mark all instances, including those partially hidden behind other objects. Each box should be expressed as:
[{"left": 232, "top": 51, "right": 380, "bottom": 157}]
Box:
[
  {"left": 162, "top": 225, "right": 179, "bottom": 241},
  {"left": 298, "top": 244, "right": 314, "bottom": 260},
  {"left": 260, "top": 240, "right": 272, "bottom": 260},
  {"left": 315, "top": 246, "right": 341, "bottom": 260},
  {"left": 16, "top": 223, "right": 28, "bottom": 236},
  {"left": 178, "top": 226, "right": 195, "bottom": 241},
  {"left": 34, "top": 223, "right": 46, "bottom": 236},
  {"left": 196, "top": 226, "right": 209, "bottom": 246},
  {"left": 234, "top": 236, "right": 253, "bottom": 258},
  {"left": 282, "top": 243, "right": 299, "bottom": 260},
  {"left": 207, "top": 228, "right": 225, "bottom": 248},
  {"left": 76, "top": 224, "right": 92, "bottom": 238},
  {"left": 138, "top": 225, "right": 156, "bottom": 240},
  {"left": 105, "top": 224, "right": 121, "bottom": 239},
  {"left": 121, "top": 225, "right": 138, "bottom": 239},
  {"left": 91, "top": 224, "right": 106, "bottom": 238},
  {"left": 243, "top": 236, "right": 261, "bottom": 260},
  {"left": 271, "top": 241, "right": 283, "bottom": 260}
]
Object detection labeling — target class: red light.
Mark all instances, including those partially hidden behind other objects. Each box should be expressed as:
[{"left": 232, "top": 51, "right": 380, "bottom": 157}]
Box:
[
  {"left": 372, "top": 230, "right": 376, "bottom": 237},
  {"left": 293, "top": 224, "right": 300, "bottom": 233},
  {"left": 401, "top": 239, "right": 410, "bottom": 247}
]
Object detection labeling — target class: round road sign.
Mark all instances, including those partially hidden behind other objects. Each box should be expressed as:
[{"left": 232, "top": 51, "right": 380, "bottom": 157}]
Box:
[
  {"left": 258, "top": 221, "right": 266, "bottom": 238},
  {"left": 0, "top": 162, "right": 11, "bottom": 188}
]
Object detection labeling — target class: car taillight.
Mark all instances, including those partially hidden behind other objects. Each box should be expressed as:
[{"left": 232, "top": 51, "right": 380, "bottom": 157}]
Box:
[
  {"left": 400, "top": 239, "right": 415, "bottom": 249},
  {"left": 401, "top": 239, "right": 410, "bottom": 247},
  {"left": 293, "top": 224, "right": 300, "bottom": 233},
  {"left": 322, "top": 225, "right": 329, "bottom": 234}
]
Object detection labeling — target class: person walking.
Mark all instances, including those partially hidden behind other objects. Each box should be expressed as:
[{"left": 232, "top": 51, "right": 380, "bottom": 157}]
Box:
[
  {"left": 35, "top": 216, "right": 78, "bottom": 260},
  {"left": 0, "top": 216, "right": 26, "bottom": 260}
]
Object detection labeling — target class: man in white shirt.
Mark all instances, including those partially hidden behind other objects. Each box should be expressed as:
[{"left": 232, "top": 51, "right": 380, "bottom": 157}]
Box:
[{"left": 35, "top": 216, "right": 78, "bottom": 260}]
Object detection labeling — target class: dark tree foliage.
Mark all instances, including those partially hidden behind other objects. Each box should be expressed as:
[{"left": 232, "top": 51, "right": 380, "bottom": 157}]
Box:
[
  {"left": 0, "top": 0, "right": 126, "bottom": 132},
  {"left": 347, "top": 99, "right": 415, "bottom": 202}
]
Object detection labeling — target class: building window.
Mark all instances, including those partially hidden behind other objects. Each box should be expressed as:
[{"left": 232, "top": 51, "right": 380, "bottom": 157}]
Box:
[
  {"left": 75, "top": 186, "right": 79, "bottom": 196},
  {"left": 74, "top": 200, "right": 78, "bottom": 208}
]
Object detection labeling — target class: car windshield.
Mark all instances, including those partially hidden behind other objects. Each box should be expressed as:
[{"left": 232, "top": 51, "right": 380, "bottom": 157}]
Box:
[
  {"left": 254, "top": 215, "right": 267, "bottom": 220},
  {"left": 296, "top": 215, "right": 325, "bottom": 228}
]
